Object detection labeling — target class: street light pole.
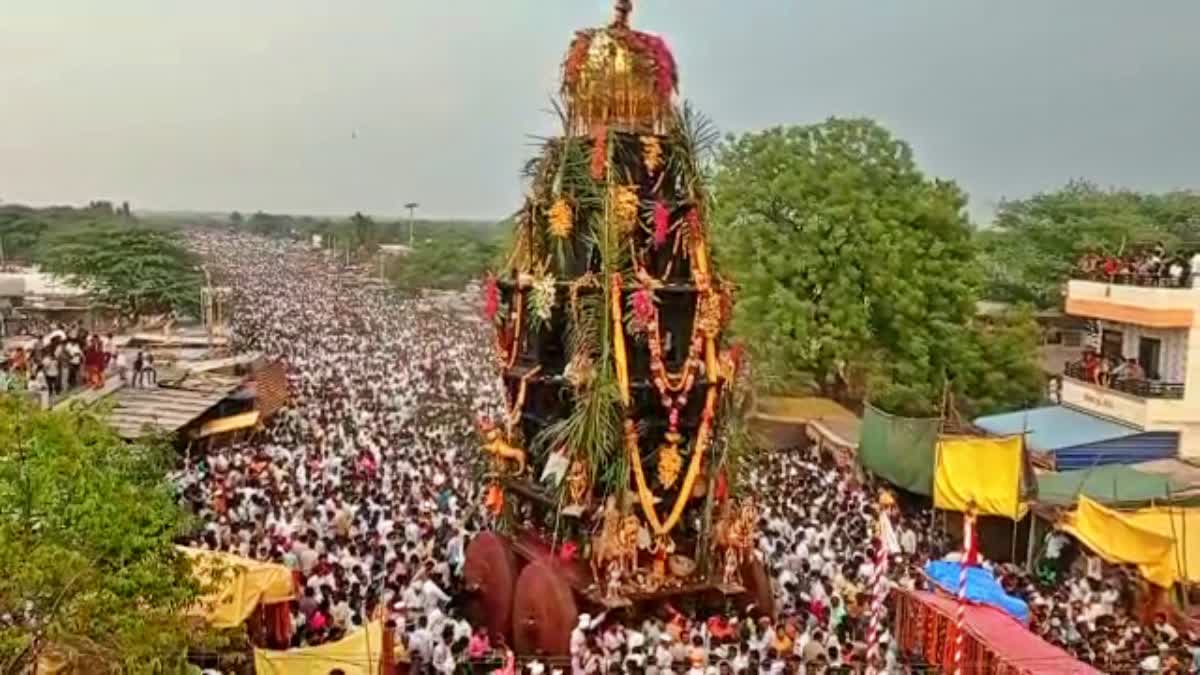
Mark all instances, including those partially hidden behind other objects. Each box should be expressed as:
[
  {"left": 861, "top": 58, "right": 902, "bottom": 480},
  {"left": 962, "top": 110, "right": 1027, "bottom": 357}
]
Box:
[{"left": 404, "top": 202, "right": 419, "bottom": 249}]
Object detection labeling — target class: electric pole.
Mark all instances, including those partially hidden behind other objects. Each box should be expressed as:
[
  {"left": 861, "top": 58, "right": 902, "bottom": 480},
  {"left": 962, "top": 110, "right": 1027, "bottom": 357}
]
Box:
[{"left": 404, "top": 202, "right": 419, "bottom": 249}]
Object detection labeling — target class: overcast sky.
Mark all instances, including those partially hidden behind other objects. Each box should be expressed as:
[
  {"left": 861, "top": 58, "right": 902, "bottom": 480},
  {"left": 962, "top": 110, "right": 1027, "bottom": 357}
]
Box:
[{"left": 2, "top": 1, "right": 1197, "bottom": 222}]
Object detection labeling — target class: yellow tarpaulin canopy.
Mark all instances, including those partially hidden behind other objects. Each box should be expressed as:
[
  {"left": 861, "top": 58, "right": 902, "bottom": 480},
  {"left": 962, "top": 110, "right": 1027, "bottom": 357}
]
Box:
[
  {"left": 1119, "top": 504, "right": 1200, "bottom": 586},
  {"left": 933, "top": 435, "right": 1027, "bottom": 520},
  {"left": 1061, "top": 497, "right": 1178, "bottom": 587},
  {"left": 181, "top": 546, "right": 295, "bottom": 628},
  {"left": 196, "top": 410, "right": 261, "bottom": 438},
  {"left": 254, "top": 621, "right": 383, "bottom": 675}
]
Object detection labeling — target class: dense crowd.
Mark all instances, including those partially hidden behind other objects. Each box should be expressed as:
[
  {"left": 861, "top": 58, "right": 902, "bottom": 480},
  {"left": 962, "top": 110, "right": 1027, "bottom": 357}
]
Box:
[
  {"left": 175, "top": 233, "right": 1199, "bottom": 673},
  {"left": 1076, "top": 247, "right": 1200, "bottom": 287},
  {"left": 177, "top": 233, "right": 503, "bottom": 657}
]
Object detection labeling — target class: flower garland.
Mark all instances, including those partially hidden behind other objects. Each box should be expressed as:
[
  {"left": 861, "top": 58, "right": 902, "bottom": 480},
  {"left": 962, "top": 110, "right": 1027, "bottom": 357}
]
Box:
[
  {"left": 590, "top": 125, "right": 608, "bottom": 180},
  {"left": 626, "top": 385, "right": 717, "bottom": 536},
  {"left": 548, "top": 199, "right": 574, "bottom": 239},
  {"left": 641, "top": 136, "right": 663, "bottom": 174},
  {"left": 483, "top": 276, "right": 499, "bottom": 321},
  {"left": 612, "top": 186, "right": 640, "bottom": 234},
  {"left": 529, "top": 274, "right": 557, "bottom": 324},
  {"left": 652, "top": 201, "right": 670, "bottom": 248},
  {"left": 629, "top": 287, "right": 656, "bottom": 334}
]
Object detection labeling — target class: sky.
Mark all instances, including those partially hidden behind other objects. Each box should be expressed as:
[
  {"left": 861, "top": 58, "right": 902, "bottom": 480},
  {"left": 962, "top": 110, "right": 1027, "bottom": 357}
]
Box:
[{"left": 2, "top": 1, "right": 1198, "bottom": 222}]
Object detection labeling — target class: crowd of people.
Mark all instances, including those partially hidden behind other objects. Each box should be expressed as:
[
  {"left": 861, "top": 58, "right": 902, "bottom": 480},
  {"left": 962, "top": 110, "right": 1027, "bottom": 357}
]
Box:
[
  {"left": 1076, "top": 247, "right": 1200, "bottom": 287},
  {"left": 173, "top": 232, "right": 1200, "bottom": 673},
  {"left": 176, "top": 233, "right": 503, "bottom": 659},
  {"left": 1, "top": 325, "right": 130, "bottom": 407}
]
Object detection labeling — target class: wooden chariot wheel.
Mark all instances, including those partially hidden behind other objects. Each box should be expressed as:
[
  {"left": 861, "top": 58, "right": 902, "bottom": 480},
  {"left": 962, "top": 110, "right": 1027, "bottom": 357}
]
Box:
[
  {"left": 511, "top": 559, "right": 579, "bottom": 656},
  {"left": 462, "top": 532, "right": 518, "bottom": 643},
  {"left": 739, "top": 556, "right": 777, "bottom": 620}
]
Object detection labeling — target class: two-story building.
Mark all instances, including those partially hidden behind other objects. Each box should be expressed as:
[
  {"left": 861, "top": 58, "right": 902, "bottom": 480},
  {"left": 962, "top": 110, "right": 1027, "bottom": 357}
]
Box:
[{"left": 975, "top": 276, "right": 1200, "bottom": 468}]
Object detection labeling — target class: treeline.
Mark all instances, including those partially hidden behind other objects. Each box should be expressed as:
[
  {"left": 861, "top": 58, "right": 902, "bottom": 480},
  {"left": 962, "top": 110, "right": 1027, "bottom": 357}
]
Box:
[
  {"left": 710, "top": 118, "right": 1200, "bottom": 419},
  {"left": 977, "top": 181, "right": 1200, "bottom": 307}
]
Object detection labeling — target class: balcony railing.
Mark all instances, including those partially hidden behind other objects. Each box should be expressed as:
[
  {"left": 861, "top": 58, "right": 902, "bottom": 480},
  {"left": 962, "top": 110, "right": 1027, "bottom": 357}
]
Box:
[
  {"left": 1064, "top": 361, "right": 1184, "bottom": 400},
  {"left": 1075, "top": 270, "right": 1191, "bottom": 288}
]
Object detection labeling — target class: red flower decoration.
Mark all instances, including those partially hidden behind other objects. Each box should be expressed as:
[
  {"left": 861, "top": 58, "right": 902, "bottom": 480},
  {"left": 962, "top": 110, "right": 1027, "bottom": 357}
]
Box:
[
  {"left": 590, "top": 125, "right": 607, "bottom": 180},
  {"left": 631, "top": 288, "right": 656, "bottom": 332},
  {"left": 483, "top": 276, "right": 499, "bottom": 320},
  {"left": 557, "top": 541, "right": 578, "bottom": 563},
  {"left": 653, "top": 202, "right": 670, "bottom": 248}
]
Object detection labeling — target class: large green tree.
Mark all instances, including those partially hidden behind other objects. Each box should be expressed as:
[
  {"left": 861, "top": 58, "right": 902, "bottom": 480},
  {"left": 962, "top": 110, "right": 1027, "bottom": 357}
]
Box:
[
  {"left": 712, "top": 117, "right": 1038, "bottom": 417},
  {"left": 39, "top": 225, "right": 203, "bottom": 322},
  {"left": 0, "top": 395, "right": 216, "bottom": 673},
  {"left": 978, "top": 181, "right": 1200, "bottom": 307}
]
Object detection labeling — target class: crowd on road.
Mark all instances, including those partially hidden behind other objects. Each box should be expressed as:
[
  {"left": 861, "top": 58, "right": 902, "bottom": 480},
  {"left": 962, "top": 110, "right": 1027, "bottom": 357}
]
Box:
[
  {"left": 178, "top": 233, "right": 503, "bottom": 656},
  {"left": 174, "top": 233, "right": 1199, "bottom": 673}
]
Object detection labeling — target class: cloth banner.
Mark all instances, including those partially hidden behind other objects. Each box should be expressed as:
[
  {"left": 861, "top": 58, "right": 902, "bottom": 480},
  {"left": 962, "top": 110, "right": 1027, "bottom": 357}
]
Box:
[
  {"left": 924, "top": 560, "right": 1030, "bottom": 624},
  {"left": 859, "top": 403, "right": 941, "bottom": 496},
  {"left": 255, "top": 621, "right": 383, "bottom": 675},
  {"left": 1121, "top": 505, "right": 1200, "bottom": 585},
  {"left": 180, "top": 546, "right": 296, "bottom": 628},
  {"left": 933, "top": 436, "right": 1027, "bottom": 520},
  {"left": 1060, "top": 497, "right": 1176, "bottom": 587}
]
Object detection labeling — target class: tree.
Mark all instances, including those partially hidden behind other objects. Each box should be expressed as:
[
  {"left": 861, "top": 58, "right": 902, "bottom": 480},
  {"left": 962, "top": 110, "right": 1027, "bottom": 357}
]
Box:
[
  {"left": 388, "top": 232, "right": 499, "bottom": 292},
  {"left": 229, "top": 211, "right": 243, "bottom": 229},
  {"left": 978, "top": 181, "right": 1200, "bottom": 306},
  {"left": 39, "top": 225, "right": 203, "bottom": 321},
  {"left": 0, "top": 395, "right": 215, "bottom": 672},
  {"left": 712, "top": 118, "right": 1037, "bottom": 417},
  {"left": 349, "top": 211, "right": 378, "bottom": 253}
]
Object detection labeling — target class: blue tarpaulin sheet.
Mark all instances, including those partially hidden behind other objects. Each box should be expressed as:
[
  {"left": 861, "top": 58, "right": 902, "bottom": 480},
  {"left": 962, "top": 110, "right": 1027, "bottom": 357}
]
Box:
[{"left": 924, "top": 560, "right": 1030, "bottom": 624}]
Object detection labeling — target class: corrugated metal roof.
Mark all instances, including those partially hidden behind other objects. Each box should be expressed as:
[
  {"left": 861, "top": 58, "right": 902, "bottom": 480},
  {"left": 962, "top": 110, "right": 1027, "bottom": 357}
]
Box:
[
  {"left": 105, "top": 373, "right": 243, "bottom": 439},
  {"left": 973, "top": 405, "right": 1139, "bottom": 453},
  {"left": 974, "top": 405, "right": 1178, "bottom": 470}
]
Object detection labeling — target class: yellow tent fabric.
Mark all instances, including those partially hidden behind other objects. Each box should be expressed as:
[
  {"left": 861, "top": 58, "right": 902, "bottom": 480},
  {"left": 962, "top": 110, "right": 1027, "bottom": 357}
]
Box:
[
  {"left": 197, "top": 410, "right": 261, "bottom": 438},
  {"left": 180, "top": 546, "right": 295, "bottom": 627},
  {"left": 254, "top": 621, "right": 383, "bottom": 675},
  {"left": 1121, "top": 505, "right": 1200, "bottom": 586},
  {"left": 1061, "top": 497, "right": 1176, "bottom": 587},
  {"left": 933, "top": 436, "right": 1027, "bottom": 520}
]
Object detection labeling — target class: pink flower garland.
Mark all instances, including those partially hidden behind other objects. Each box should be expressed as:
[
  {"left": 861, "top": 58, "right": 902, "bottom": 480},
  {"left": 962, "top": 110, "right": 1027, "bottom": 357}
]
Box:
[
  {"left": 483, "top": 276, "right": 499, "bottom": 320},
  {"left": 653, "top": 202, "right": 670, "bottom": 248}
]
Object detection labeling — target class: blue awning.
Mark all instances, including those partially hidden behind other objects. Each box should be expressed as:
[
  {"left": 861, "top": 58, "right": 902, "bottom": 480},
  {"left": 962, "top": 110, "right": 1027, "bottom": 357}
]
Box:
[{"left": 973, "top": 405, "right": 1178, "bottom": 471}]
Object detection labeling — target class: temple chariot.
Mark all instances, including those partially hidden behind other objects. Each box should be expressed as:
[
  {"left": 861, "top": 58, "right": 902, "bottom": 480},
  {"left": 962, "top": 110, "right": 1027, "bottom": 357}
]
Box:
[{"left": 464, "top": 1, "right": 772, "bottom": 656}]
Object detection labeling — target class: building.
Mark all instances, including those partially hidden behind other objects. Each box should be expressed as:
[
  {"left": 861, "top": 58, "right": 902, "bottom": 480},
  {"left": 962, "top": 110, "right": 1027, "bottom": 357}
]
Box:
[
  {"left": 1060, "top": 279, "right": 1200, "bottom": 454},
  {"left": 977, "top": 276, "right": 1200, "bottom": 465}
]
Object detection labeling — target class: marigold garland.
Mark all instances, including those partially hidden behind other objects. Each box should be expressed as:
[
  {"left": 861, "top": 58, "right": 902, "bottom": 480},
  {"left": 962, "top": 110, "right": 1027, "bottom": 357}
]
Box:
[
  {"left": 548, "top": 199, "right": 574, "bottom": 239},
  {"left": 626, "top": 385, "right": 717, "bottom": 536},
  {"left": 641, "top": 136, "right": 663, "bottom": 174},
  {"left": 612, "top": 186, "right": 640, "bottom": 233}
]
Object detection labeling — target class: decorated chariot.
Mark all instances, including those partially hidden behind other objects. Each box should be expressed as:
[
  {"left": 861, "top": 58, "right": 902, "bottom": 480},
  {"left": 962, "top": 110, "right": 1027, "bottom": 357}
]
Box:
[{"left": 464, "top": 1, "right": 772, "bottom": 656}]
